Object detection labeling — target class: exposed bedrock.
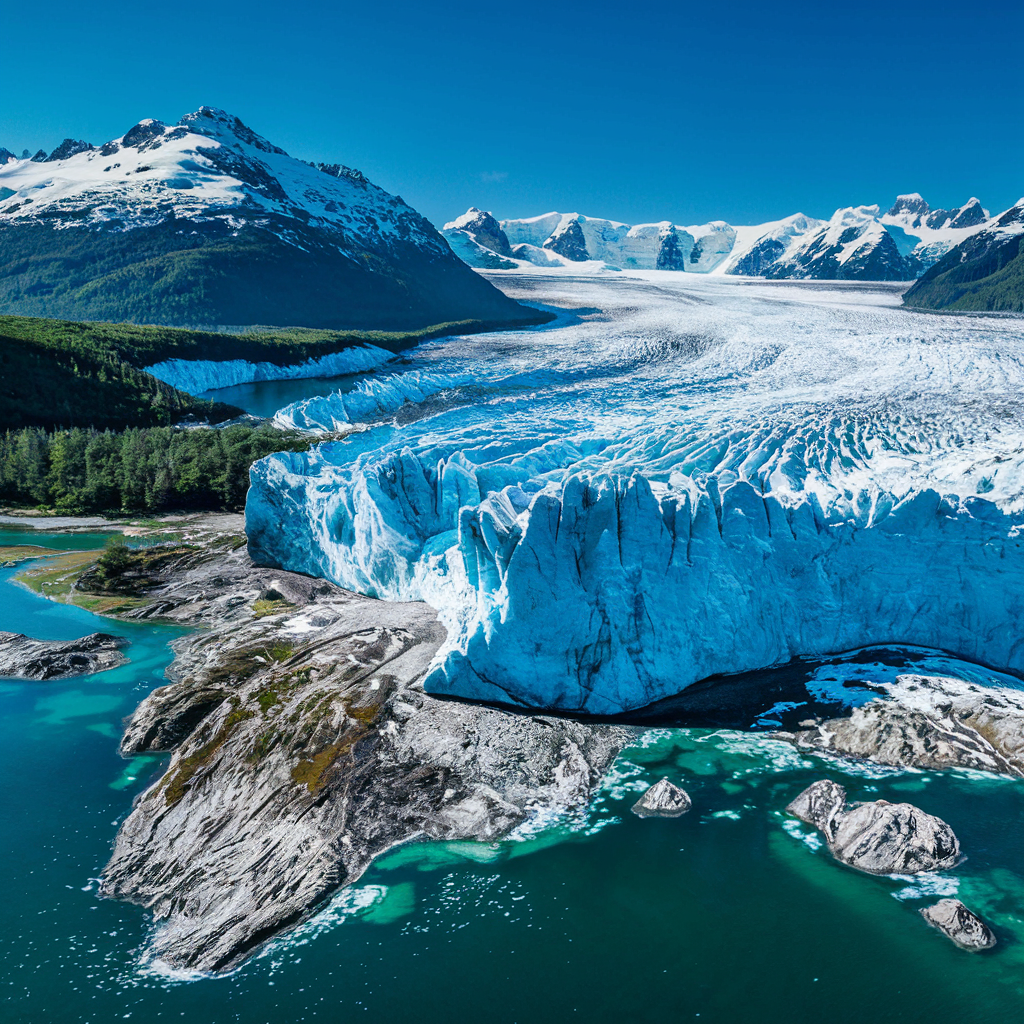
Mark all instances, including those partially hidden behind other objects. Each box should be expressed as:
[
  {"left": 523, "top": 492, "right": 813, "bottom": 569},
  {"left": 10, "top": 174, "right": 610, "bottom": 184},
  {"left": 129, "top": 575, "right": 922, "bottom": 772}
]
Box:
[
  {"left": 247, "top": 461, "right": 1024, "bottom": 715},
  {"left": 920, "top": 899, "right": 997, "bottom": 950},
  {"left": 0, "top": 630, "right": 128, "bottom": 679},
  {"left": 97, "top": 528, "right": 631, "bottom": 973},
  {"left": 785, "top": 673, "right": 1024, "bottom": 777},
  {"left": 631, "top": 777, "right": 691, "bottom": 817},
  {"left": 786, "top": 780, "right": 961, "bottom": 874}
]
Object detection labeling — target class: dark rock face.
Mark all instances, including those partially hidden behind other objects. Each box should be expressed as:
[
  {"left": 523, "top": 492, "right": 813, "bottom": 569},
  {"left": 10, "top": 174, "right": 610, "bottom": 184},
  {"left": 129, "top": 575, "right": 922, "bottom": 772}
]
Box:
[
  {"left": 94, "top": 519, "right": 631, "bottom": 973},
  {"left": 887, "top": 194, "right": 931, "bottom": 223},
  {"left": 631, "top": 777, "right": 691, "bottom": 817},
  {"left": 121, "top": 119, "right": 167, "bottom": 149},
  {"left": 0, "top": 148, "right": 17, "bottom": 165},
  {"left": 920, "top": 899, "right": 996, "bottom": 950},
  {"left": 656, "top": 229, "right": 689, "bottom": 271},
  {"left": 948, "top": 198, "right": 987, "bottom": 228},
  {"left": 456, "top": 208, "right": 513, "bottom": 257},
  {"left": 44, "top": 139, "right": 95, "bottom": 162},
  {"left": 0, "top": 630, "right": 128, "bottom": 679},
  {"left": 786, "top": 780, "right": 961, "bottom": 874},
  {"left": 731, "top": 235, "right": 786, "bottom": 276},
  {"left": 544, "top": 218, "right": 589, "bottom": 262}
]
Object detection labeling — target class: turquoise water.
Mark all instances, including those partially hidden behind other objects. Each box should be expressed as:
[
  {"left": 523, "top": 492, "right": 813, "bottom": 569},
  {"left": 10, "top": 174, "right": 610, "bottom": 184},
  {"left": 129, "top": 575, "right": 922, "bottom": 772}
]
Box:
[{"left": 2, "top": 536, "right": 1024, "bottom": 1022}]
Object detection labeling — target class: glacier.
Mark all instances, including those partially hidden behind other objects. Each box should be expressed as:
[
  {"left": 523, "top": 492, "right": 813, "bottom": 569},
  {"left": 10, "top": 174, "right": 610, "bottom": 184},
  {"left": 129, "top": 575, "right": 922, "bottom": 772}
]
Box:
[
  {"left": 247, "top": 272, "right": 1024, "bottom": 713},
  {"left": 146, "top": 345, "right": 394, "bottom": 396}
]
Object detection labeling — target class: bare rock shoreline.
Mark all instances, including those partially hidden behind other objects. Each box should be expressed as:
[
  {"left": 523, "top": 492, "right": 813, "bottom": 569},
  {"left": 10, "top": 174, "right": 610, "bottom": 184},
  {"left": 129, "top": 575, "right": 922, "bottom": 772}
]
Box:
[{"left": 67, "top": 515, "right": 632, "bottom": 973}]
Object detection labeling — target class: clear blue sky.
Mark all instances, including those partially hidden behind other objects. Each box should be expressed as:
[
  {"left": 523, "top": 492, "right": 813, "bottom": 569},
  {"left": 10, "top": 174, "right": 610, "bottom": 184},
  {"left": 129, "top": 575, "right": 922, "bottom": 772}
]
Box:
[{"left": 3, "top": 0, "right": 1022, "bottom": 228}]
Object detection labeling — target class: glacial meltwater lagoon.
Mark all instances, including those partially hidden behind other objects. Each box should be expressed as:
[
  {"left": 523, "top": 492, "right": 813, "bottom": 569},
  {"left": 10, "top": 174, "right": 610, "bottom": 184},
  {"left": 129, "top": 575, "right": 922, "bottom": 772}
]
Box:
[{"left": 4, "top": 273, "right": 1024, "bottom": 1021}]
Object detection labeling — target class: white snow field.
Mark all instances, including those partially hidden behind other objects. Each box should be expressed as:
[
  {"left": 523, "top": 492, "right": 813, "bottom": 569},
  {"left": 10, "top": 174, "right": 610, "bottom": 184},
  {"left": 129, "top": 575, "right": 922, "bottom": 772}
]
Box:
[{"left": 247, "top": 272, "right": 1024, "bottom": 713}]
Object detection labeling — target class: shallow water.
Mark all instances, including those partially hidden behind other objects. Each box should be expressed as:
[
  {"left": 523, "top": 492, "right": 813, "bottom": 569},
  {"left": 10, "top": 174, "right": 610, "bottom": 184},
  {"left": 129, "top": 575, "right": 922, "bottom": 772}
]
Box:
[{"left": 2, "top": 538, "right": 1023, "bottom": 1021}]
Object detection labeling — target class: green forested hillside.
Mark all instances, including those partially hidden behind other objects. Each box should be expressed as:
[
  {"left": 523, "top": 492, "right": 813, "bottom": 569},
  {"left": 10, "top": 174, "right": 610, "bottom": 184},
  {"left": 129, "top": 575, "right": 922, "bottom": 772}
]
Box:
[
  {"left": 0, "top": 314, "right": 527, "bottom": 431},
  {"left": 903, "top": 248, "right": 1024, "bottom": 312},
  {"left": 0, "top": 425, "right": 314, "bottom": 513},
  {"left": 0, "top": 220, "right": 548, "bottom": 331}
]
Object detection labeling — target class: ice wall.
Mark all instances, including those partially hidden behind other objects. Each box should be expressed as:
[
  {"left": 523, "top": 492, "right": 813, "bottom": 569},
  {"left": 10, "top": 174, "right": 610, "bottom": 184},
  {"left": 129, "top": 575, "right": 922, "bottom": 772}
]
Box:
[
  {"left": 146, "top": 345, "right": 393, "bottom": 395},
  {"left": 248, "top": 452, "right": 1024, "bottom": 713}
]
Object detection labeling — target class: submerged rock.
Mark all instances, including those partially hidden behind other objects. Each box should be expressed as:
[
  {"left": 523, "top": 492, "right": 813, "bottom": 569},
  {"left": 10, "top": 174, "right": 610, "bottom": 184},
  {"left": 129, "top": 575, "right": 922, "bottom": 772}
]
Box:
[
  {"left": 0, "top": 630, "right": 128, "bottom": 679},
  {"left": 631, "top": 777, "right": 691, "bottom": 817},
  {"left": 920, "top": 898, "right": 996, "bottom": 950},
  {"left": 786, "top": 781, "right": 961, "bottom": 874},
  {"left": 88, "top": 516, "right": 633, "bottom": 973}
]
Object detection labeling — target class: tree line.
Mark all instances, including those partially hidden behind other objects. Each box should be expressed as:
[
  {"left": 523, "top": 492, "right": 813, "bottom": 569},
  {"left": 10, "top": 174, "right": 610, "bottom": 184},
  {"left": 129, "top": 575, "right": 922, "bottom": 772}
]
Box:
[{"left": 0, "top": 424, "right": 312, "bottom": 514}]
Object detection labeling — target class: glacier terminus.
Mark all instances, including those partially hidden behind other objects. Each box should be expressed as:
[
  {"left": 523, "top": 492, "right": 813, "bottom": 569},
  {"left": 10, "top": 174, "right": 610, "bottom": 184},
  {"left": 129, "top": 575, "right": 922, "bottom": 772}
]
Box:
[{"left": 246, "top": 271, "right": 1024, "bottom": 714}]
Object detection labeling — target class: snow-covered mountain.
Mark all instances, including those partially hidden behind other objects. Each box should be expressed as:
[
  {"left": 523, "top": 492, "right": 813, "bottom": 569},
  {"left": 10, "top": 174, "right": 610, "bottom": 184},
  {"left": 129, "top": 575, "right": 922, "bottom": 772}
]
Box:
[
  {"left": 880, "top": 193, "right": 989, "bottom": 268},
  {"left": 0, "top": 108, "right": 536, "bottom": 330},
  {"left": 903, "top": 197, "right": 1024, "bottom": 312},
  {"left": 444, "top": 195, "right": 994, "bottom": 281}
]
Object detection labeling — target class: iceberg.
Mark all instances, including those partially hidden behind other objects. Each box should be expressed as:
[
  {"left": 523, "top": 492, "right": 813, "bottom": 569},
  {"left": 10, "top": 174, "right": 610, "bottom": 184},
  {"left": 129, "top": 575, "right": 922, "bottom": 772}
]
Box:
[{"left": 246, "top": 274, "right": 1024, "bottom": 714}]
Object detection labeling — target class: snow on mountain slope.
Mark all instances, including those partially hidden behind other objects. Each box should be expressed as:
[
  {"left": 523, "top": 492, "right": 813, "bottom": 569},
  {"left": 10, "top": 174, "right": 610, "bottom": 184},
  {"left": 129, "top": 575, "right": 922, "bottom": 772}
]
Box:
[
  {"left": 712, "top": 214, "right": 824, "bottom": 276},
  {"left": 447, "top": 196, "right": 992, "bottom": 282},
  {"left": 881, "top": 193, "right": 990, "bottom": 269},
  {"left": 762, "top": 205, "right": 915, "bottom": 281},
  {"left": 246, "top": 274, "right": 1024, "bottom": 712},
  {"left": 0, "top": 108, "right": 537, "bottom": 329},
  {"left": 0, "top": 110, "right": 434, "bottom": 245}
]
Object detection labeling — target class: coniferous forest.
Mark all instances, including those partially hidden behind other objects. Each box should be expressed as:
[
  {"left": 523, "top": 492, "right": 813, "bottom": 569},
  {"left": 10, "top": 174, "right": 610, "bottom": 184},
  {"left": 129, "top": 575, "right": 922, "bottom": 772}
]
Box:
[{"left": 0, "top": 424, "right": 313, "bottom": 513}]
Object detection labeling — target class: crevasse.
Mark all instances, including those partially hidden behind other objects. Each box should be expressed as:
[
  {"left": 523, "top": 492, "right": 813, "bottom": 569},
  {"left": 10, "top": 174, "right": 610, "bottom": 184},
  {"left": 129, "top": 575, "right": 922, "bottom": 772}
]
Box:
[{"left": 245, "top": 275, "right": 1024, "bottom": 713}]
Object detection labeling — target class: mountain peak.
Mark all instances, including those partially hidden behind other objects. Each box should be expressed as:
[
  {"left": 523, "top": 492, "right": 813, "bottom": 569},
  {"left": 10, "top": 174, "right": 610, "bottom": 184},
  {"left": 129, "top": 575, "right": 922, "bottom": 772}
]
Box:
[
  {"left": 179, "top": 107, "right": 288, "bottom": 157},
  {"left": 887, "top": 194, "right": 930, "bottom": 219}
]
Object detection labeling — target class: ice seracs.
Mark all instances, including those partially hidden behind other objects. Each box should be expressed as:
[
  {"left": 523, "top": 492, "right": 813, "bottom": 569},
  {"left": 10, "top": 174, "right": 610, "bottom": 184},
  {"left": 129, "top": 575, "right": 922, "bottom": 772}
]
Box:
[{"left": 246, "top": 272, "right": 1024, "bottom": 714}]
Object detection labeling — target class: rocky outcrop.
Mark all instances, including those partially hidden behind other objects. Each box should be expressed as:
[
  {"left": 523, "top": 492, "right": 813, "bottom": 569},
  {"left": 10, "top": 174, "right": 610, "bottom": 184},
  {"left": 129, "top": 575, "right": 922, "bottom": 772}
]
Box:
[
  {"left": 543, "top": 218, "right": 589, "bottom": 262},
  {"left": 90, "top": 516, "right": 631, "bottom": 973},
  {"left": 0, "top": 630, "right": 128, "bottom": 679},
  {"left": 920, "top": 899, "right": 996, "bottom": 950},
  {"left": 785, "top": 674, "right": 1024, "bottom": 778},
  {"left": 830, "top": 799, "right": 960, "bottom": 874},
  {"left": 786, "top": 781, "right": 961, "bottom": 874},
  {"left": 785, "top": 778, "right": 846, "bottom": 842},
  {"left": 443, "top": 208, "right": 513, "bottom": 256},
  {"left": 44, "top": 139, "right": 95, "bottom": 162},
  {"left": 631, "top": 777, "right": 691, "bottom": 817}
]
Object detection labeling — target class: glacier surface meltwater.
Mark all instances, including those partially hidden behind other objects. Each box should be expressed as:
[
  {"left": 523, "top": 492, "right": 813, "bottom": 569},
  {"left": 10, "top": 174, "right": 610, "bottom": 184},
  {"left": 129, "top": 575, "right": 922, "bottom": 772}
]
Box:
[{"left": 246, "top": 273, "right": 1024, "bottom": 712}]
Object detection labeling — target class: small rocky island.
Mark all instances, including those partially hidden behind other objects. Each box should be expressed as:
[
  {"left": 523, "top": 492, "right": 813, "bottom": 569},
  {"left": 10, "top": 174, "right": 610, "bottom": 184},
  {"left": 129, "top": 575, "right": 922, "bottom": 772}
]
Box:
[{"left": 0, "top": 630, "right": 128, "bottom": 679}]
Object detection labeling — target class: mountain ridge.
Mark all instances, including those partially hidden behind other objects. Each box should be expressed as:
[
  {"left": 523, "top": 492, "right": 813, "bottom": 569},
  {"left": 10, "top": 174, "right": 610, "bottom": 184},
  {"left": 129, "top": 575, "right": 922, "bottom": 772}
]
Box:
[
  {"left": 443, "top": 195, "right": 995, "bottom": 282},
  {"left": 0, "top": 108, "right": 544, "bottom": 331}
]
